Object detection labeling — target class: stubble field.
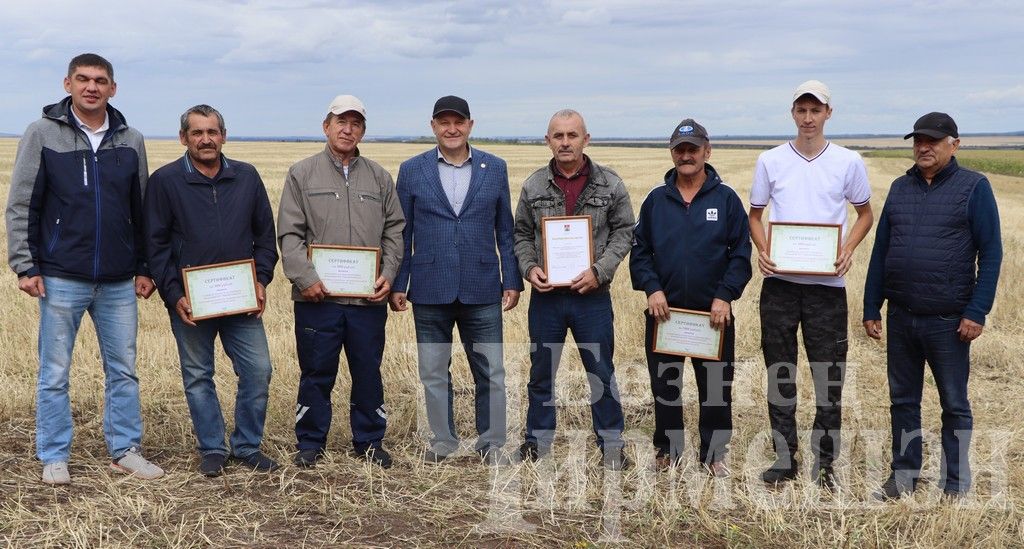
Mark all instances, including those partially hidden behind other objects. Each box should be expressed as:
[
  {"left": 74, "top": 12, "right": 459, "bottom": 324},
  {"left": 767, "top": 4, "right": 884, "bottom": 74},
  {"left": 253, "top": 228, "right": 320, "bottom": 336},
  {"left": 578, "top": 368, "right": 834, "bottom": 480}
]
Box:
[{"left": 1, "top": 137, "right": 1023, "bottom": 548}]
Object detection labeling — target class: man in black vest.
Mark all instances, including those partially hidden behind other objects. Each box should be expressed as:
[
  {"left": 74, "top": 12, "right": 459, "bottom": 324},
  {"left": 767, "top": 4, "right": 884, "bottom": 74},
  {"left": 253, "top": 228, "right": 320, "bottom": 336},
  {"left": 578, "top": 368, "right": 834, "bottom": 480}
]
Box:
[{"left": 863, "top": 112, "right": 1003, "bottom": 500}]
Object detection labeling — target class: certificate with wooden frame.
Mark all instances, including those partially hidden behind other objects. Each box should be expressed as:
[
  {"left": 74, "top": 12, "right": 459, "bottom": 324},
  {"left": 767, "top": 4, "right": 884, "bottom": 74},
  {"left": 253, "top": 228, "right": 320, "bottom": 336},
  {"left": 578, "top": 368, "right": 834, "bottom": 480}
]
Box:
[
  {"left": 308, "top": 244, "right": 380, "bottom": 298},
  {"left": 541, "top": 215, "right": 594, "bottom": 287},
  {"left": 182, "top": 259, "right": 260, "bottom": 321},
  {"left": 652, "top": 308, "right": 724, "bottom": 361},
  {"left": 767, "top": 222, "right": 842, "bottom": 276}
]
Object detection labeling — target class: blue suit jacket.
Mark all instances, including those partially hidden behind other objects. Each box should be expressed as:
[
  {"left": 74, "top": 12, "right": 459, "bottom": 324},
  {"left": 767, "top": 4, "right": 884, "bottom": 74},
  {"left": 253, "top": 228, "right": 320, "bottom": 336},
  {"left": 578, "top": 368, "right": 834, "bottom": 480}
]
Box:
[{"left": 394, "top": 146, "right": 523, "bottom": 304}]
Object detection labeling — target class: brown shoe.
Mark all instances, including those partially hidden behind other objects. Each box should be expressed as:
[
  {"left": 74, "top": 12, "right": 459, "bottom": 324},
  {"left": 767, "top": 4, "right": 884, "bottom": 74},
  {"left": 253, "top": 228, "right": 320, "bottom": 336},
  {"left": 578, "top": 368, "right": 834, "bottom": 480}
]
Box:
[
  {"left": 654, "top": 451, "right": 678, "bottom": 471},
  {"left": 705, "top": 460, "right": 730, "bottom": 478}
]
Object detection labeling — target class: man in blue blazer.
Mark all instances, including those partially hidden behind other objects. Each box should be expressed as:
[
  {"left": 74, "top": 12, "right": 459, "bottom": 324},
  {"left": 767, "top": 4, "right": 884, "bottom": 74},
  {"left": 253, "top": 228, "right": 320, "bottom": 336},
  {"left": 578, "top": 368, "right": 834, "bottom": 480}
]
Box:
[{"left": 391, "top": 96, "right": 523, "bottom": 465}]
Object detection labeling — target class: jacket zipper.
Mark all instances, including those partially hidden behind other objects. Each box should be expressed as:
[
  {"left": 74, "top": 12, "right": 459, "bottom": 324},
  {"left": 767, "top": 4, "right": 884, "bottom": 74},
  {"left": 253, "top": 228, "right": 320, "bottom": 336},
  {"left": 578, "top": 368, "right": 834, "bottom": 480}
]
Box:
[
  {"left": 344, "top": 167, "right": 353, "bottom": 243},
  {"left": 92, "top": 151, "right": 102, "bottom": 279},
  {"left": 47, "top": 218, "right": 62, "bottom": 253}
]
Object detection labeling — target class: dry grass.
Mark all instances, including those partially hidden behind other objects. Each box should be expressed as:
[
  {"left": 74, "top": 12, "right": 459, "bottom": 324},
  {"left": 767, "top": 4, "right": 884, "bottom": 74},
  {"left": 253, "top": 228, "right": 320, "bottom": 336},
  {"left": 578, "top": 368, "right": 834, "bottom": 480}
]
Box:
[{"left": 1, "top": 137, "right": 1022, "bottom": 547}]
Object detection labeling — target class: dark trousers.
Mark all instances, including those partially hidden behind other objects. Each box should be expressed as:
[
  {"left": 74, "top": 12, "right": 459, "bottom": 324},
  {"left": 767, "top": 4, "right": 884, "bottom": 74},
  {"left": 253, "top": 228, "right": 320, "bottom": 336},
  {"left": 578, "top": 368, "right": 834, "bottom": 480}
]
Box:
[
  {"left": 886, "top": 304, "right": 972, "bottom": 492},
  {"left": 294, "top": 301, "right": 387, "bottom": 453},
  {"left": 645, "top": 313, "right": 734, "bottom": 464},
  {"left": 525, "top": 290, "right": 624, "bottom": 450},
  {"left": 760, "top": 277, "right": 847, "bottom": 468},
  {"left": 412, "top": 301, "right": 506, "bottom": 454}
]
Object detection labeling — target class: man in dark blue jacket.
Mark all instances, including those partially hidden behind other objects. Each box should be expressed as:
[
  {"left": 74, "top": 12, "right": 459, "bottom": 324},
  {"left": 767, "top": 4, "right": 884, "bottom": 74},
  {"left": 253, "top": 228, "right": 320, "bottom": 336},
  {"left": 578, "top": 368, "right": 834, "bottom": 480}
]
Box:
[
  {"left": 863, "top": 112, "right": 1002, "bottom": 500},
  {"left": 145, "top": 105, "right": 279, "bottom": 477},
  {"left": 6, "top": 53, "right": 161, "bottom": 484},
  {"left": 631, "top": 119, "right": 752, "bottom": 476}
]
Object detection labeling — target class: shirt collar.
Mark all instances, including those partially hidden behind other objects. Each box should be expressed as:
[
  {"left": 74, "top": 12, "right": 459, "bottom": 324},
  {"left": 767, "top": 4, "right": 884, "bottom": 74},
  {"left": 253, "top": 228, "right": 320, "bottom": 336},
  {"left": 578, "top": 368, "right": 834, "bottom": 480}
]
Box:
[
  {"left": 70, "top": 108, "right": 109, "bottom": 134},
  {"left": 437, "top": 146, "right": 473, "bottom": 167}
]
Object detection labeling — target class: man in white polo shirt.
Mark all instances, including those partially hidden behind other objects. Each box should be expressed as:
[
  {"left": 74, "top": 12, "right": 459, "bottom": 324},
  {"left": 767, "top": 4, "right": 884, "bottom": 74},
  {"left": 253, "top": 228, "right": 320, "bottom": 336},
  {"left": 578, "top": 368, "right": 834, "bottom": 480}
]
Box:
[{"left": 748, "top": 80, "right": 874, "bottom": 489}]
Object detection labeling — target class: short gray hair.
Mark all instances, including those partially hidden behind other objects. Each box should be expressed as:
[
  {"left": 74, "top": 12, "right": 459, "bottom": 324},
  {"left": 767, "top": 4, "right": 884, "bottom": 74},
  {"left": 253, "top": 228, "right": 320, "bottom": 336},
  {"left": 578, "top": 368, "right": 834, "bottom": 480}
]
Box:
[
  {"left": 180, "top": 104, "right": 226, "bottom": 134},
  {"left": 549, "top": 109, "right": 587, "bottom": 134}
]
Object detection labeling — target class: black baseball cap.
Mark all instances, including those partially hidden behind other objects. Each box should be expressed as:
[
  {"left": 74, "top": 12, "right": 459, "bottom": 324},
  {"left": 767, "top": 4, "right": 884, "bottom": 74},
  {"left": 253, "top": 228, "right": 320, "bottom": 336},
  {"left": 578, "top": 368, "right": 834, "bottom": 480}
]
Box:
[
  {"left": 669, "top": 118, "right": 709, "bottom": 149},
  {"left": 904, "top": 112, "right": 959, "bottom": 140},
  {"left": 432, "top": 95, "right": 471, "bottom": 119}
]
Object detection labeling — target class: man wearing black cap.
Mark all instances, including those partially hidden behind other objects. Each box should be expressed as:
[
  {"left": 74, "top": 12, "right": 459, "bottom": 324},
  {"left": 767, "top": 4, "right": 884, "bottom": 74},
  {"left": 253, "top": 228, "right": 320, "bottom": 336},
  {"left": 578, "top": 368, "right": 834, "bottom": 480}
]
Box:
[
  {"left": 863, "top": 112, "right": 1003, "bottom": 500},
  {"left": 630, "top": 119, "right": 751, "bottom": 476},
  {"left": 391, "top": 96, "right": 522, "bottom": 465}
]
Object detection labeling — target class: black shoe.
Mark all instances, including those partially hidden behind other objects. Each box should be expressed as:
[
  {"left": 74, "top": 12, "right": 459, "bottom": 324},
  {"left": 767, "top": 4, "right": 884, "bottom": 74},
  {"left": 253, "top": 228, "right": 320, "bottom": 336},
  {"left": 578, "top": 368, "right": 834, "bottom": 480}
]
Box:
[
  {"left": 357, "top": 446, "right": 392, "bottom": 469},
  {"left": 294, "top": 448, "right": 324, "bottom": 468},
  {"left": 815, "top": 466, "right": 837, "bottom": 491},
  {"left": 422, "top": 448, "right": 449, "bottom": 464},
  {"left": 478, "top": 447, "right": 512, "bottom": 467},
  {"left": 873, "top": 477, "right": 916, "bottom": 501},
  {"left": 602, "top": 448, "right": 631, "bottom": 471},
  {"left": 518, "top": 441, "right": 545, "bottom": 463},
  {"left": 232, "top": 451, "right": 280, "bottom": 472},
  {"left": 761, "top": 458, "right": 797, "bottom": 484},
  {"left": 942, "top": 488, "right": 967, "bottom": 501},
  {"left": 199, "top": 453, "right": 227, "bottom": 477}
]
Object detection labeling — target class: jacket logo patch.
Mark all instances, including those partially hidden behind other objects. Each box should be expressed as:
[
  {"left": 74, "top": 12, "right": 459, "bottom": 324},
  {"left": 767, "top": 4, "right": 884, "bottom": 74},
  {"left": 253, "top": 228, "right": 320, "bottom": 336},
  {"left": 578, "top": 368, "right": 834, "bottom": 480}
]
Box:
[{"left": 706, "top": 208, "right": 718, "bottom": 221}]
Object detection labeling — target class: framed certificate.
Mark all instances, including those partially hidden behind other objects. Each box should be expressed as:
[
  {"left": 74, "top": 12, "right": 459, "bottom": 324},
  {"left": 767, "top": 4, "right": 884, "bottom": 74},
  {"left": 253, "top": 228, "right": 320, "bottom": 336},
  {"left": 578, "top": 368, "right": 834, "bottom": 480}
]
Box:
[
  {"left": 541, "top": 215, "right": 594, "bottom": 287},
  {"left": 308, "top": 244, "right": 380, "bottom": 298},
  {"left": 652, "top": 308, "right": 724, "bottom": 360},
  {"left": 182, "top": 259, "right": 260, "bottom": 321},
  {"left": 767, "top": 222, "right": 842, "bottom": 276}
]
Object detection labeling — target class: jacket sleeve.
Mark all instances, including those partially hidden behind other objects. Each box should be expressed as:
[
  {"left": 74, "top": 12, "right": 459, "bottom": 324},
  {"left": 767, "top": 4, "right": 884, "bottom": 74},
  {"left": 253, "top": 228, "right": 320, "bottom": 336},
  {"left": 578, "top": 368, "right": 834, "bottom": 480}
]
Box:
[
  {"left": 629, "top": 192, "right": 662, "bottom": 296},
  {"left": 592, "top": 178, "right": 635, "bottom": 284},
  {"left": 963, "top": 178, "right": 1002, "bottom": 325},
  {"left": 494, "top": 159, "right": 523, "bottom": 291},
  {"left": 378, "top": 168, "right": 405, "bottom": 285},
  {"left": 393, "top": 160, "right": 414, "bottom": 293},
  {"left": 277, "top": 167, "right": 320, "bottom": 291},
  {"left": 714, "top": 190, "right": 753, "bottom": 302},
  {"left": 862, "top": 196, "right": 892, "bottom": 321},
  {"left": 250, "top": 169, "right": 278, "bottom": 287},
  {"left": 513, "top": 185, "right": 539, "bottom": 280},
  {"left": 143, "top": 170, "right": 184, "bottom": 308},
  {"left": 132, "top": 136, "right": 150, "bottom": 277},
  {"left": 5, "top": 124, "right": 44, "bottom": 278}
]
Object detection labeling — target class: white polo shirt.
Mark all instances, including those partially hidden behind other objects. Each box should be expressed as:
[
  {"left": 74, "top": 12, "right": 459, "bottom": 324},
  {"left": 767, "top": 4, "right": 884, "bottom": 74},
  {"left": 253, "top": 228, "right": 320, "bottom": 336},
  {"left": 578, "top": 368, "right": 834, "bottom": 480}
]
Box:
[{"left": 749, "top": 141, "right": 871, "bottom": 288}]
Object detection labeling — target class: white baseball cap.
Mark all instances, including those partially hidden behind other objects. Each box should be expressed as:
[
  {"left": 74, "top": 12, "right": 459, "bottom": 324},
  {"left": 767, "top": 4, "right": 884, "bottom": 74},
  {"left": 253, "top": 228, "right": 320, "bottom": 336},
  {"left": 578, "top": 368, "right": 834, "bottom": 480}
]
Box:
[
  {"left": 327, "top": 95, "right": 366, "bottom": 118},
  {"left": 793, "top": 80, "right": 831, "bottom": 105}
]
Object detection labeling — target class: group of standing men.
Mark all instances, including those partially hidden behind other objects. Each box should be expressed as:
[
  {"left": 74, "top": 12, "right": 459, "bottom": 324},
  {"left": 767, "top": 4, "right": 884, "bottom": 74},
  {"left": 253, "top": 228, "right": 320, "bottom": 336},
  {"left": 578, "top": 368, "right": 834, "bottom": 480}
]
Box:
[{"left": 6, "top": 54, "right": 1002, "bottom": 501}]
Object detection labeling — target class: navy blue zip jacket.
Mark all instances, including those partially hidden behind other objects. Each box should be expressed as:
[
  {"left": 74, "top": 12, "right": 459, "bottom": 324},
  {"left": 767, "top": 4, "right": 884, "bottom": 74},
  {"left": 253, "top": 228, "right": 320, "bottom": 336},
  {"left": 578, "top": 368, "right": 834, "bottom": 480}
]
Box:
[
  {"left": 144, "top": 153, "right": 278, "bottom": 310},
  {"left": 631, "top": 164, "right": 752, "bottom": 310},
  {"left": 6, "top": 97, "right": 148, "bottom": 281}
]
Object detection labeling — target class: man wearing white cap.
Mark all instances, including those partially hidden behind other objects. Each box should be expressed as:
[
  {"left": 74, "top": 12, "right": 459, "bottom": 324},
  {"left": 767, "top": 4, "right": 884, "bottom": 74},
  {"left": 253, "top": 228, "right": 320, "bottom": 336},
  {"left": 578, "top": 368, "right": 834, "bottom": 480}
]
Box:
[
  {"left": 748, "top": 80, "right": 874, "bottom": 489},
  {"left": 277, "top": 95, "right": 405, "bottom": 469}
]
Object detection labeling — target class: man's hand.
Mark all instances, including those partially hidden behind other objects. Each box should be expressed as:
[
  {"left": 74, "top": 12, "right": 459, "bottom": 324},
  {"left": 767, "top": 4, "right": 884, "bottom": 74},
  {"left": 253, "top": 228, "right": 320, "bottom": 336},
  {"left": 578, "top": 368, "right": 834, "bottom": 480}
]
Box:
[
  {"left": 527, "top": 266, "right": 553, "bottom": 292},
  {"left": 863, "top": 319, "right": 882, "bottom": 340},
  {"left": 368, "top": 276, "right": 390, "bottom": 303},
  {"left": 502, "top": 289, "right": 520, "bottom": 311},
  {"left": 135, "top": 276, "right": 156, "bottom": 299},
  {"left": 958, "top": 318, "right": 983, "bottom": 342},
  {"left": 834, "top": 247, "right": 855, "bottom": 277},
  {"left": 18, "top": 275, "right": 45, "bottom": 298},
  {"left": 570, "top": 267, "right": 599, "bottom": 294},
  {"left": 249, "top": 283, "right": 267, "bottom": 318},
  {"left": 300, "top": 281, "right": 328, "bottom": 302},
  {"left": 646, "top": 291, "right": 669, "bottom": 322},
  {"left": 389, "top": 291, "right": 408, "bottom": 312},
  {"left": 710, "top": 298, "right": 731, "bottom": 330},
  {"left": 175, "top": 296, "right": 197, "bottom": 327},
  {"left": 756, "top": 250, "right": 778, "bottom": 277}
]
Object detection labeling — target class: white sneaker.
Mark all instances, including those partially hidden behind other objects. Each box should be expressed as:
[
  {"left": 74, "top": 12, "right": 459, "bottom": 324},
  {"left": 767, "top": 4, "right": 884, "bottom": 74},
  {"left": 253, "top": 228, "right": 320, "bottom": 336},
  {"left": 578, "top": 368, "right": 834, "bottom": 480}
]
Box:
[
  {"left": 42, "top": 461, "right": 71, "bottom": 485},
  {"left": 110, "top": 448, "right": 164, "bottom": 480}
]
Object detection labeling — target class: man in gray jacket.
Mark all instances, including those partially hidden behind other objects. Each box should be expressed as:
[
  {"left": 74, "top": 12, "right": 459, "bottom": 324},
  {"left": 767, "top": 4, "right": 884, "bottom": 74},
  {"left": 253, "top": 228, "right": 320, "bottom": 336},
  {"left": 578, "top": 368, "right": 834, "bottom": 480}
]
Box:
[
  {"left": 513, "top": 109, "right": 635, "bottom": 469},
  {"left": 277, "top": 95, "right": 405, "bottom": 469}
]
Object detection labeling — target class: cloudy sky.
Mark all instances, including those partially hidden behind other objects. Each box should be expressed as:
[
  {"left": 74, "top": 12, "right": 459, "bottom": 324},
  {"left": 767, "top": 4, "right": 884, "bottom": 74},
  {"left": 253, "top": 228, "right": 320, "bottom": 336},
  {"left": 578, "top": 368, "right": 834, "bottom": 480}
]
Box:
[{"left": 2, "top": 0, "right": 1021, "bottom": 139}]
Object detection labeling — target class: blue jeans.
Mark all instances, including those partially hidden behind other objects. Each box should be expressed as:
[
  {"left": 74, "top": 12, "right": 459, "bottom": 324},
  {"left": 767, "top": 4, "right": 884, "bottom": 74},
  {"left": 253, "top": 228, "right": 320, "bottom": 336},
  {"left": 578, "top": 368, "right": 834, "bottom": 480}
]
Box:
[
  {"left": 169, "top": 312, "right": 272, "bottom": 458},
  {"left": 294, "top": 302, "right": 387, "bottom": 453},
  {"left": 37, "top": 276, "right": 142, "bottom": 463},
  {"left": 887, "top": 304, "right": 972, "bottom": 492},
  {"left": 525, "top": 290, "right": 624, "bottom": 450},
  {"left": 413, "top": 301, "right": 506, "bottom": 454}
]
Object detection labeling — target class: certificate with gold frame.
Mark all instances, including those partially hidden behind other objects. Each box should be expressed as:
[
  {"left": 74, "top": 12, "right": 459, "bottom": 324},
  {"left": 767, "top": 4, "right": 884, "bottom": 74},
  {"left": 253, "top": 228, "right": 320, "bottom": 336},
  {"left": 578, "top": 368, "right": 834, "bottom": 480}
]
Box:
[
  {"left": 652, "top": 308, "right": 724, "bottom": 361},
  {"left": 767, "top": 222, "right": 842, "bottom": 276},
  {"left": 182, "top": 259, "right": 260, "bottom": 321},
  {"left": 308, "top": 244, "right": 380, "bottom": 298}
]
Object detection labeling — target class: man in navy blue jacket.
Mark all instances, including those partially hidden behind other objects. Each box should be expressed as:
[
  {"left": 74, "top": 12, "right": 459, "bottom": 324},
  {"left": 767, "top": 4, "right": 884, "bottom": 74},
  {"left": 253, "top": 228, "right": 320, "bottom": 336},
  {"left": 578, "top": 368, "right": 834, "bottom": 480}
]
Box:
[
  {"left": 863, "top": 112, "right": 1002, "bottom": 500},
  {"left": 145, "top": 105, "right": 280, "bottom": 477},
  {"left": 630, "top": 119, "right": 752, "bottom": 476},
  {"left": 390, "top": 96, "right": 522, "bottom": 465}
]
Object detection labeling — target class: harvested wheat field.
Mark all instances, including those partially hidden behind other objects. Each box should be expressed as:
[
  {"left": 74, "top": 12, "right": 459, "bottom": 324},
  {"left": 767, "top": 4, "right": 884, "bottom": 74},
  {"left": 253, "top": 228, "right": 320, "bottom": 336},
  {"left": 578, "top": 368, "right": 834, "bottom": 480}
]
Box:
[{"left": 1, "top": 137, "right": 1022, "bottom": 548}]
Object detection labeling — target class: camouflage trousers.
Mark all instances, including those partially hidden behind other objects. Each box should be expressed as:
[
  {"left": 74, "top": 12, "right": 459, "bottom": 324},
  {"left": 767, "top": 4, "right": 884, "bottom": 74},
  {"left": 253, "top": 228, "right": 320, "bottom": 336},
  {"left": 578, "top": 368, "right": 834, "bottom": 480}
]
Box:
[{"left": 759, "top": 277, "right": 848, "bottom": 468}]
